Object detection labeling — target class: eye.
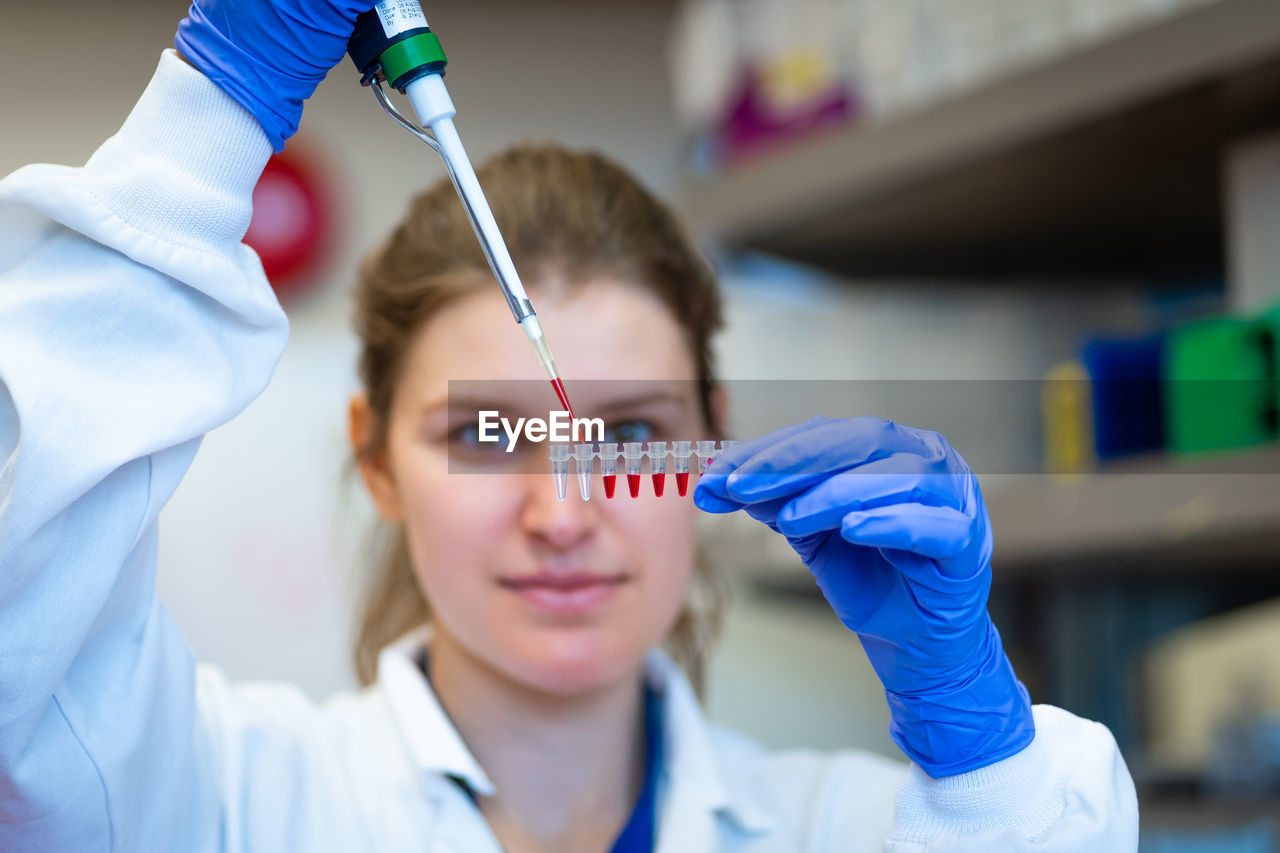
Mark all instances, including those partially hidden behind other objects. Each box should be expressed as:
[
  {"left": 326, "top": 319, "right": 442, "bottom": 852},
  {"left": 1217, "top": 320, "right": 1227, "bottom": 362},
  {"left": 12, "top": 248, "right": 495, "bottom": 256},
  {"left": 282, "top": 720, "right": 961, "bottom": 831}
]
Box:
[
  {"left": 602, "top": 419, "right": 659, "bottom": 445},
  {"left": 449, "top": 421, "right": 512, "bottom": 454}
]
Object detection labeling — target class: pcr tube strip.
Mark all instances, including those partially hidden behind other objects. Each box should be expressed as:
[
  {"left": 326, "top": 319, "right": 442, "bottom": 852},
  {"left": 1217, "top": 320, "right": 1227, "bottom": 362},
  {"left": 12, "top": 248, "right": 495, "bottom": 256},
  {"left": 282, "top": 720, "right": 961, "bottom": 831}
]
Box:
[{"left": 549, "top": 440, "right": 740, "bottom": 501}]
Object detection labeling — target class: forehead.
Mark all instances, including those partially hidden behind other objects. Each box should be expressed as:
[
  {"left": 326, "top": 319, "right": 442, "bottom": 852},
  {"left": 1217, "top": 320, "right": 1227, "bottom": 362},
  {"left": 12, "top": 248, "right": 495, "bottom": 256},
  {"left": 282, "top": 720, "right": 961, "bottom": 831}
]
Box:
[{"left": 403, "top": 278, "right": 696, "bottom": 388}]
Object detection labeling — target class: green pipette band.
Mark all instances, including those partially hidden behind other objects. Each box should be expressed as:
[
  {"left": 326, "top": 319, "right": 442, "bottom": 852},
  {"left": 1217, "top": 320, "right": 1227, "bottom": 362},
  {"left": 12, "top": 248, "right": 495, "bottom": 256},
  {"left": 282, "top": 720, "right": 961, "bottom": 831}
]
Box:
[{"left": 382, "top": 32, "right": 448, "bottom": 90}]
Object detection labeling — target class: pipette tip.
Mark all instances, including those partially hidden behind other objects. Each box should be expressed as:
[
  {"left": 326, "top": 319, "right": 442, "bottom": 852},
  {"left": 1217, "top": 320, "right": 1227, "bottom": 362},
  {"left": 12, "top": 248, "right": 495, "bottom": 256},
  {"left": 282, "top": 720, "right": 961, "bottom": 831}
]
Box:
[
  {"left": 520, "top": 316, "right": 575, "bottom": 420},
  {"left": 550, "top": 375, "right": 576, "bottom": 422}
]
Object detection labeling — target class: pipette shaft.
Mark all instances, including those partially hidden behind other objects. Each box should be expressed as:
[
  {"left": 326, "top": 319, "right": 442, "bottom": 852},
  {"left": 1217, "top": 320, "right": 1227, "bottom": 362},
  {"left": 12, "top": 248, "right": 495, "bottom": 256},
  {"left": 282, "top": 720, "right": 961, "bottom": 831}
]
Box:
[
  {"left": 349, "top": 3, "right": 573, "bottom": 415},
  {"left": 400, "top": 74, "right": 570, "bottom": 408}
]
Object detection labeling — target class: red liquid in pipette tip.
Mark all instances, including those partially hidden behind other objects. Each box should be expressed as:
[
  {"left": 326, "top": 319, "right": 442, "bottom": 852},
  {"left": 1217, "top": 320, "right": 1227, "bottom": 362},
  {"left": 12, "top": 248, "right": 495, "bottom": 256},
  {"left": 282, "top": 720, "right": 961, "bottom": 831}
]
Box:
[
  {"left": 603, "top": 474, "right": 616, "bottom": 499},
  {"left": 550, "top": 377, "right": 576, "bottom": 422},
  {"left": 627, "top": 473, "right": 641, "bottom": 498},
  {"left": 652, "top": 473, "right": 665, "bottom": 497},
  {"left": 675, "top": 471, "right": 689, "bottom": 496}
]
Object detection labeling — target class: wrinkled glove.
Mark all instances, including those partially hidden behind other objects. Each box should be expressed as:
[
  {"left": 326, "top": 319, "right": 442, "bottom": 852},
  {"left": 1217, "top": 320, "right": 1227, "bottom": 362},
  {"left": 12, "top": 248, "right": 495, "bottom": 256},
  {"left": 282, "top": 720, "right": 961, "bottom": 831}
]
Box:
[
  {"left": 175, "top": 0, "right": 377, "bottom": 151},
  {"left": 695, "top": 416, "right": 1034, "bottom": 777}
]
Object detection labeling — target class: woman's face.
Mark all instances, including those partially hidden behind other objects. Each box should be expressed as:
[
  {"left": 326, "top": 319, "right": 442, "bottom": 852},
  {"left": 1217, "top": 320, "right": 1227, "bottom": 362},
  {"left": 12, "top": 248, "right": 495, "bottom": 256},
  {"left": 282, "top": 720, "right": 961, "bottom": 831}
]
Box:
[{"left": 358, "top": 278, "right": 708, "bottom": 696}]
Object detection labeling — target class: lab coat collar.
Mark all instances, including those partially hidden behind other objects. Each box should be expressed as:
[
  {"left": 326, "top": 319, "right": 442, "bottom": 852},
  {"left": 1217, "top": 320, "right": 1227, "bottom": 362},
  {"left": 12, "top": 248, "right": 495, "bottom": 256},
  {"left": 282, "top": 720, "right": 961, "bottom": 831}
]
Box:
[
  {"left": 649, "top": 648, "right": 778, "bottom": 837},
  {"left": 377, "top": 627, "right": 497, "bottom": 796},
  {"left": 375, "top": 627, "right": 777, "bottom": 836}
]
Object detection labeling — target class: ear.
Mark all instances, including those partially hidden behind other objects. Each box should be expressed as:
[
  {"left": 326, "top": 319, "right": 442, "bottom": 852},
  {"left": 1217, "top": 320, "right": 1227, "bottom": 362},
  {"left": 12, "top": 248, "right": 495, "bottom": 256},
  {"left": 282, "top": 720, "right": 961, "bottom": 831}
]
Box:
[{"left": 348, "top": 392, "right": 405, "bottom": 522}]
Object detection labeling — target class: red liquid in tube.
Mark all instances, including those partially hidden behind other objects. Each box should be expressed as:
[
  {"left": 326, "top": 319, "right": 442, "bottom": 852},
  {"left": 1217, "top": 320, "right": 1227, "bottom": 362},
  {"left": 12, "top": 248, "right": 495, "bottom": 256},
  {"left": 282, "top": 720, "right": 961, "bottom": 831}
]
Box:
[
  {"left": 627, "top": 473, "right": 641, "bottom": 498},
  {"left": 675, "top": 471, "right": 689, "bottom": 496},
  {"left": 550, "top": 377, "right": 575, "bottom": 422},
  {"left": 603, "top": 474, "right": 616, "bottom": 499},
  {"left": 652, "top": 473, "right": 665, "bottom": 497}
]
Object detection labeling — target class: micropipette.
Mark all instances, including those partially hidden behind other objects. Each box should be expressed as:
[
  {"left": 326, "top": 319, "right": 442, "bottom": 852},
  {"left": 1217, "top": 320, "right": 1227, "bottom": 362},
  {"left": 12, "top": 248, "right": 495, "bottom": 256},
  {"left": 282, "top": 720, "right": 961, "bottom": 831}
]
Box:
[{"left": 348, "top": 3, "right": 575, "bottom": 420}]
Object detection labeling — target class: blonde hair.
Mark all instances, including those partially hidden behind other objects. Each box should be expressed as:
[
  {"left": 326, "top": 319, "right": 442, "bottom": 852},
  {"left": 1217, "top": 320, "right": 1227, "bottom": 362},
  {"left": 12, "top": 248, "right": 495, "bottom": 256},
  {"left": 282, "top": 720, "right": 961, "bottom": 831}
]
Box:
[{"left": 350, "top": 143, "right": 727, "bottom": 692}]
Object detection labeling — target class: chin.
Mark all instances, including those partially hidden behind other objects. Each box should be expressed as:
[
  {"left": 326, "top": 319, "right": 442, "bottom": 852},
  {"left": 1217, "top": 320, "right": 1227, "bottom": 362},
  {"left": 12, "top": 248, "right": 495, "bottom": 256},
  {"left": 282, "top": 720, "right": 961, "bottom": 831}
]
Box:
[{"left": 508, "top": 632, "right": 646, "bottom": 696}]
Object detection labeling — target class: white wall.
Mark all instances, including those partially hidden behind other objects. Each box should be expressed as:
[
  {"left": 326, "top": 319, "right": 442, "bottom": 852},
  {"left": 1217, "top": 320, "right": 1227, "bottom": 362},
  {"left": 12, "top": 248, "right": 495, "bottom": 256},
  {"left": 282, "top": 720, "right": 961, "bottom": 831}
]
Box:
[{"left": 3, "top": 1, "right": 1143, "bottom": 762}]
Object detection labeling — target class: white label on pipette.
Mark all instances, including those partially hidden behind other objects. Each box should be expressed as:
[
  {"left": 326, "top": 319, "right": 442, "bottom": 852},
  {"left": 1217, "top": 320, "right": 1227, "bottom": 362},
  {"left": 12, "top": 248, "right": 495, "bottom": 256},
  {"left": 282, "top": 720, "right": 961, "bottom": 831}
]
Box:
[{"left": 376, "top": 0, "right": 429, "bottom": 37}]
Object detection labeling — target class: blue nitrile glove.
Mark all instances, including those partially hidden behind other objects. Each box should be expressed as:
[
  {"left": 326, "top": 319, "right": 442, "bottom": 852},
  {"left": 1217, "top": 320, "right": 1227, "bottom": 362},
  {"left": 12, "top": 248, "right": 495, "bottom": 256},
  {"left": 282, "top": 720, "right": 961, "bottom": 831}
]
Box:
[
  {"left": 175, "top": 0, "right": 377, "bottom": 151},
  {"left": 695, "top": 416, "right": 1034, "bottom": 777}
]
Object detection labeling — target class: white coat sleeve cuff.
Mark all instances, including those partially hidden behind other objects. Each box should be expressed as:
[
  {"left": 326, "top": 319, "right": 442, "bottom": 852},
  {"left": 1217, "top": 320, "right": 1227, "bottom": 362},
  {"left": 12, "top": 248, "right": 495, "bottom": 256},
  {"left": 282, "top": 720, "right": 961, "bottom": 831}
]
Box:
[
  {"left": 80, "top": 49, "right": 272, "bottom": 255},
  {"left": 886, "top": 705, "right": 1139, "bottom": 851}
]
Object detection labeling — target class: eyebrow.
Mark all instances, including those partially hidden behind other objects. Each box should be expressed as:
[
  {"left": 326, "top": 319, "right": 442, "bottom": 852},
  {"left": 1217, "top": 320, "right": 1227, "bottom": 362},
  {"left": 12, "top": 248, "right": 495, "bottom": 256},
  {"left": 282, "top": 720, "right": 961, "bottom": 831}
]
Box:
[
  {"left": 592, "top": 391, "right": 690, "bottom": 415},
  {"left": 424, "top": 390, "right": 691, "bottom": 417},
  {"left": 430, "top": 397, "right": 513, "bottom": 413}
]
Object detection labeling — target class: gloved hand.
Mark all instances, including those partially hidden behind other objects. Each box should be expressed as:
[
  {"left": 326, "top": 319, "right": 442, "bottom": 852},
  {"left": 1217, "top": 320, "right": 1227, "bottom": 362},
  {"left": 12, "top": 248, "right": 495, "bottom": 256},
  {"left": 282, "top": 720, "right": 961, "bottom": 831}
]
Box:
[
  {"left": 175, "top": 0, "right": 378, "bottom": 151},
  {"left": 695, "top": 416, "right": 1034, "bottom": 777}
]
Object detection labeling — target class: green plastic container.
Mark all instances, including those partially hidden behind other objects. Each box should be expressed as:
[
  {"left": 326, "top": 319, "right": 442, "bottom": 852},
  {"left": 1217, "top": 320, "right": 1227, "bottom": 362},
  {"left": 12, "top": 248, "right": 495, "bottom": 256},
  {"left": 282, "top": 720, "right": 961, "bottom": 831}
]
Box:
[
  {"left": 1164, "top": 315, "right": 1274, "bottom": 454},
  {"left": 1263, "top": 304, "right": 1280, "bottom": 433}
]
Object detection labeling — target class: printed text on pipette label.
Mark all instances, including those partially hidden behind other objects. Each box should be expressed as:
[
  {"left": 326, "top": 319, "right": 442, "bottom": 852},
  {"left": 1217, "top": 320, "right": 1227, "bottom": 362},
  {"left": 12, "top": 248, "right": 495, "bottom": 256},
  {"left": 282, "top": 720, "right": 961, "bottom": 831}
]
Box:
[{"left": 478, "top": 411, "right": 604, "bottom": 451}]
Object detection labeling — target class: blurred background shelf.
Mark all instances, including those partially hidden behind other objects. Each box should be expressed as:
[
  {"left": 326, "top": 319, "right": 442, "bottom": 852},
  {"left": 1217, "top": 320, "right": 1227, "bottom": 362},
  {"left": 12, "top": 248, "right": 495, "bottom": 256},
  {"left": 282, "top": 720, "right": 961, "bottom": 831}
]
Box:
[
  {"left": 727, "top": 443, "right": 1280, "bottom": 592},
  {"left": 682, "top": 0, "right": 1280, "bottom": 280},
  {"left": 984, "top": 446, "right": 1280, "bottom": 575}
]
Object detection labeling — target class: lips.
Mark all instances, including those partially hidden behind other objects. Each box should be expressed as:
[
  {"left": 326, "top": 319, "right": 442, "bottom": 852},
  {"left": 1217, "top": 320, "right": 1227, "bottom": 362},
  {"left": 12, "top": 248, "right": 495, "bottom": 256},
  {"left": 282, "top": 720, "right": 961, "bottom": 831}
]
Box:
[
  {"left": 501, "top": 572, "right": 625, "bottom": 590},
  {"left": 499, "top": 572, "right": 628, "bottom": 615}
]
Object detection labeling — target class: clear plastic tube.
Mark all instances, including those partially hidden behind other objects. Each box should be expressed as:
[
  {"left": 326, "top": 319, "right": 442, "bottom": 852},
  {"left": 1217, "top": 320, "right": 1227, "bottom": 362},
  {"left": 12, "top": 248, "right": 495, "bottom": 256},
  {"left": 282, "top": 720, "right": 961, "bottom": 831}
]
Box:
[
  {"left": 600, "top": 442, "right": 619, "bottom": 500},
  {"left": 646, "top": 441, "right": 667, "bottom": 497},
  {"left": 622, "top": 442, "right": 644, "bottom": 498},
  {"left": 672, "top": 440, "right": 693, "bottom": 497},
  {"left": 696, "top": 440, "right": 718, "bottom": 474},
  {"left": 549, "top": 444, "right": 570, "bottom": 502},
  {"left": 573, "top": 443, "right": 595, "bottom": 502}
]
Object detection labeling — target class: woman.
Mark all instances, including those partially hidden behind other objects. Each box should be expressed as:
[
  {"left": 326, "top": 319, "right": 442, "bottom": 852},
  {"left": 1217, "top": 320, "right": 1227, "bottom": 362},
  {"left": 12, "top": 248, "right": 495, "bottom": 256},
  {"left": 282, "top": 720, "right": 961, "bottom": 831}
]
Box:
[{"left": 0, "top": 1, "right": 1137, "bottom": 850}]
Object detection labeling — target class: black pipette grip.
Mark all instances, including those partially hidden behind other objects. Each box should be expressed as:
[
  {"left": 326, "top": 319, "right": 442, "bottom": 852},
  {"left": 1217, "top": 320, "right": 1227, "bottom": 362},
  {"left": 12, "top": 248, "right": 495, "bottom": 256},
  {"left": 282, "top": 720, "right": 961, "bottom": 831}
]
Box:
[{"left": 348, "top": 7, "right": 446, "bottom": 90}]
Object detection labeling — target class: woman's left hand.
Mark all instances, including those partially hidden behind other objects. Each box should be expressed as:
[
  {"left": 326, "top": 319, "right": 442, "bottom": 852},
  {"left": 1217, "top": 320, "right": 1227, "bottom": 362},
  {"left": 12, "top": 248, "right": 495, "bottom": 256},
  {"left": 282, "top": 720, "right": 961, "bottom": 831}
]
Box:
[{"left": 694, "top": 416, "right": 1034, "bottom": 777}]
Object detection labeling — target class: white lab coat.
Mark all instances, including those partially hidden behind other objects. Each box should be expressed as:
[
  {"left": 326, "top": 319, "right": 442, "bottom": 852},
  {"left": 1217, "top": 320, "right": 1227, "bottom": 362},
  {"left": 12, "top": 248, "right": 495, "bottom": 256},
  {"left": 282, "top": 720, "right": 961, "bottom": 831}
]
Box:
[{"left": 0, "top": 51, "right": 1139, "bottom": 852}]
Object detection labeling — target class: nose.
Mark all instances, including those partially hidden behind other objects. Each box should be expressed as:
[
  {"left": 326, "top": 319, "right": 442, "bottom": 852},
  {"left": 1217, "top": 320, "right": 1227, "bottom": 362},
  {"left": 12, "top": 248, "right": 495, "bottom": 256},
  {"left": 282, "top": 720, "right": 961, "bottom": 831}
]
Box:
[{"left": 518, "top": 456, "right": 600, "bottom": 551}]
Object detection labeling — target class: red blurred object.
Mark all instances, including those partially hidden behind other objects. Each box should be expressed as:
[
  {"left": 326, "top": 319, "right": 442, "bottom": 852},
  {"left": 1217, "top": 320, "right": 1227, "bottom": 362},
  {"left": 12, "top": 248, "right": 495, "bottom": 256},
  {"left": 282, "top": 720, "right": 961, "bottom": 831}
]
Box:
[{"left": 243, "top": 143, "right": 337, "bottom": 301}]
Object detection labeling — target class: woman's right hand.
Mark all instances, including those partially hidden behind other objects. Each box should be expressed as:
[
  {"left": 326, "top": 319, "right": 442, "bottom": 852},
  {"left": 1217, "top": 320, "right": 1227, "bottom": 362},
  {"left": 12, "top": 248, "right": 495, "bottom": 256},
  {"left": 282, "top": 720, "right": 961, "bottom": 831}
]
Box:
[{"left": 174, "top": 0, "right": 379, "bottom": 151}]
